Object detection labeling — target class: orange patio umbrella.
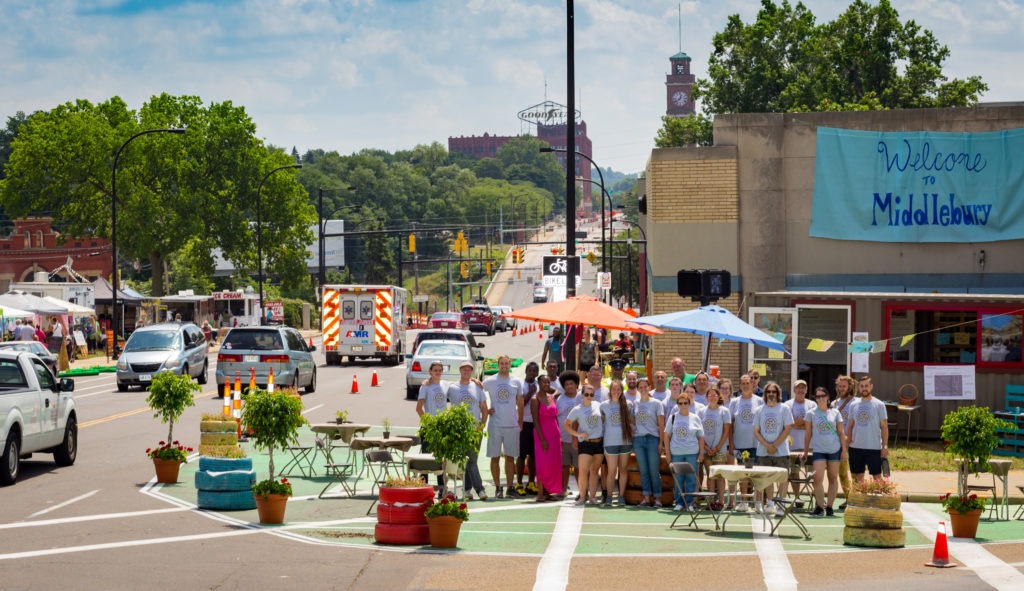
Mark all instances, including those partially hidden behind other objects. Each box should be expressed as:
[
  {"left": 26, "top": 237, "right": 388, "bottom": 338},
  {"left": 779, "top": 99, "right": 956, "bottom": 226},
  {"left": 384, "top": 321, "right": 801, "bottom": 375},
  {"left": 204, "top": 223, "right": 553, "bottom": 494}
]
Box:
[{"left": 501, "top": 295, "right": 662, "bottom": 335}]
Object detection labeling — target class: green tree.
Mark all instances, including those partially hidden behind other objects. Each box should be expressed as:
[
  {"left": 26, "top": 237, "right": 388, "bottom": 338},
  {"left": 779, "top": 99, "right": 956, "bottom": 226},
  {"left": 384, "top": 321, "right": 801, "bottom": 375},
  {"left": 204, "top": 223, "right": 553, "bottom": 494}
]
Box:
[
  {"left": 497, "top": 136, "right": 564, "bottom": 198},
  {"left": 697, "top": 0, "right": 986, "bottom": 114},
  {"left": 654, "top": 114, "right": 714, "bottom": 148},
  {"left": 0, "top": 94, "right": 314, "bottom": 296}
]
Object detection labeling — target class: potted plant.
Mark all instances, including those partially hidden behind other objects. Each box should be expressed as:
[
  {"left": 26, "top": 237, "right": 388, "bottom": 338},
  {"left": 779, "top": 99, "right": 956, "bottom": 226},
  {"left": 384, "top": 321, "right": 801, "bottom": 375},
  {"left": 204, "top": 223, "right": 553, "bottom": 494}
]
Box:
[
  {"left": 373, "top": 476, "right": 437, "bottom": 546},
  {"left": 738, "top": 450, "right": 752, "bottom": 469},
  {"left": 241, "top": 388, "right": 307, "bottom": 524},
  {"left": 423, "top": 493, "right": 470, "bottom": 548},
  {"left": 940, "top": 492, "right": 987, "bottom": 538},
  {"left": 145, "top": 370, "right": 200, "bottom": 483},
  {"left": 418, "top": 404, "right": 483, "bottom": 547},
  {"left": 335, "top": 410, "right": 350, "bottom": 424},
  {"left": 941, "top": 405, "right": 1013, "bottom": 492},
  {"left": 382, "top": 417, "right": 392, "bottom": 439}
]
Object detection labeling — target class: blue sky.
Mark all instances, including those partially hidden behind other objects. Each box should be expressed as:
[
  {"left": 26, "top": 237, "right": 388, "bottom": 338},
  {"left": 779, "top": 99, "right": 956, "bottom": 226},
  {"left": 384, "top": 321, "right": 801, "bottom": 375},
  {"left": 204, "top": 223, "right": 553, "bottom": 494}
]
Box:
[{"left": 3, "top": 0, "right": 1022, "bottom": 174}]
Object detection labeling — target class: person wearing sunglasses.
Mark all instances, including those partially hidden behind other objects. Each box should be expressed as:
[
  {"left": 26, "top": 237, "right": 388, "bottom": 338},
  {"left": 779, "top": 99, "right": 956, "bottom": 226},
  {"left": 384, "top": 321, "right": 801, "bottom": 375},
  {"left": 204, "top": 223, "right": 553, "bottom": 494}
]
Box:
[
  {"left": 801, "top": 386, "right": 847, "bottom": 516},
  {"left": 663, "top": 393, "right": 706, "bottom": 511},
  {"left": 753, "top": 381, "right": 794, "bottom": 516},
  {"left": 565, "top": 384, "right": 604, "bottom": 505}
]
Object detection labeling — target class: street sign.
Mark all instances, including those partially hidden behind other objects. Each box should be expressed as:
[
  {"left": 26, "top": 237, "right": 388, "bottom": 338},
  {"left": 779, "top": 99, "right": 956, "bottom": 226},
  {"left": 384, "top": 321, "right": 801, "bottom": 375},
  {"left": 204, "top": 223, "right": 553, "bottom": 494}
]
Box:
[
  {"left": 541, "top": 255, "right": 580, "bottom": 288},
  {"left": 598, "top": 272, "right": 611, "bottom": 290},
  {"left": 412, "top": 294, "right": 429, "bottom": 303}
]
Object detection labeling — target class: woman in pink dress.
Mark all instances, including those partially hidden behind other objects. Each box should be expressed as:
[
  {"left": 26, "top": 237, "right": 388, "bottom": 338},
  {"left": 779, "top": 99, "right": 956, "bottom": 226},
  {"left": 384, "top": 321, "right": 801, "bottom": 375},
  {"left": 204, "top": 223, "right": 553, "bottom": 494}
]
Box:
[{"left": 531, "top": 375, "right": 564, "bottom": 501}]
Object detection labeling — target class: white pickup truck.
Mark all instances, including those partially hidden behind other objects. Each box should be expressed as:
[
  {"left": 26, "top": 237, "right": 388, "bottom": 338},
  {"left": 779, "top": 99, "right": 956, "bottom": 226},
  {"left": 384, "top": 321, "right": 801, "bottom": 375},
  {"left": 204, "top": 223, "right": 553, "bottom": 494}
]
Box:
[{"left": 0, "top": 350, "right": 77, "bottom": 485}]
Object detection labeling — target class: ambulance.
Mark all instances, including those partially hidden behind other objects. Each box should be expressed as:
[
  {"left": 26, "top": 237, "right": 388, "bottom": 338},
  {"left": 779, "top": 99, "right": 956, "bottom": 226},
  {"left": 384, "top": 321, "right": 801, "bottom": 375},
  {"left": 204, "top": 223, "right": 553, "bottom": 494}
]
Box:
[{"left": 321, "top": 284, "right": 408, "bottom": 366}]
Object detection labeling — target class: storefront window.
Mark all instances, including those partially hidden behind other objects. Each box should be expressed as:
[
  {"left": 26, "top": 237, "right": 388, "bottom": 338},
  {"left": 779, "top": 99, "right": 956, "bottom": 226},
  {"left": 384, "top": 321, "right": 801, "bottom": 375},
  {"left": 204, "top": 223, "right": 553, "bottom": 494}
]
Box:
[{"left": 885, "top": 304, "right": 1023, "bottom": 368}]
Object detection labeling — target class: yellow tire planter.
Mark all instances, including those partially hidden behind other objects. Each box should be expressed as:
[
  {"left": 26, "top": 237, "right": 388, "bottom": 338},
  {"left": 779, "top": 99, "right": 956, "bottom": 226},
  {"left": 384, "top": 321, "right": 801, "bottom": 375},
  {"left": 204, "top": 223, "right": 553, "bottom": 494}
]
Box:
[
  {"left": 842, "top": 526, "right": 906, "bottom": 548},
  {"left": 200, "top": 432, "right": 239, "bottom": 446},
  {"left": 844, "top": 506, "right": 905, "bottom": 529},
  {"left": 200, "top": 419, "right": 238, "bottom": 433},
  {"left": 842, "top": 492, "right": 904, "bottom": 548},
  {"left": 846, "top": 492, "right": 901, "bottom": 511}
]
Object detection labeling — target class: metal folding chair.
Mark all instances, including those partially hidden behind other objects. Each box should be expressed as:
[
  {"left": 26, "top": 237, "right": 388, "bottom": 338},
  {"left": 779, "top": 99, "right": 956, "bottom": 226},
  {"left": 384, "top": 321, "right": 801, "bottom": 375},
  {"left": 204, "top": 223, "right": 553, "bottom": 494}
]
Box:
[
  {"left": 1015, "top": 486, "right": 1024, "bottom": 520},
  {"left": 668, "top": 462, "right": 720, "bottom": 531},
  {"left": 769, "top": 497, "right": 811, "bottom": 539},
  {"left": 281, "top": 441, "right": 316, "bottom": 477},
  {"left": 787, "top": 455, "right": 815, "bottom": 510},
  {"left": 364, "top": 449, "right": 400, "bottom": 515},
  {"left": 317, "top": 437, "right": 355, "bottom": 499}
]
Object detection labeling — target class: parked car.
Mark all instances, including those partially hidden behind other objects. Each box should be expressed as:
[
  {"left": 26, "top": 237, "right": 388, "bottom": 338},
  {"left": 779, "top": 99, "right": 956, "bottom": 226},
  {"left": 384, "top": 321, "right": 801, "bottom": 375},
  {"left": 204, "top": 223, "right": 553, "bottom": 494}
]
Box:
[
  {"left": 533, "top": 287, "right": 548, "bottom": 303},
  {"left": 116, "top": 322, "right": 209, "bottom": 391},
  {"left": 0, "top": 341, "right": 57, "bottom": 376},
  {"left": 411, "top": 329, "right": 484, "bottom": 363},
  {"left": 215, "top": 326, "right": 316, "bottom": 394},
  {"left": 429, "top": 312, "right": 466, "bottom": 330},
  {"left": 496, "top": 305, "right": 516, "bottom": 330},
  {"left": 490, "top": 306, "right": 510, "bottom": 332},
  {"left": 405, "top": 339, "right": 483, "bottom": 399},
  {"left": 461, "top": 304, "right": 496, "bottom": 335},
  {"left": 0, "top": 351, "right": 77, "bottom": 485}
]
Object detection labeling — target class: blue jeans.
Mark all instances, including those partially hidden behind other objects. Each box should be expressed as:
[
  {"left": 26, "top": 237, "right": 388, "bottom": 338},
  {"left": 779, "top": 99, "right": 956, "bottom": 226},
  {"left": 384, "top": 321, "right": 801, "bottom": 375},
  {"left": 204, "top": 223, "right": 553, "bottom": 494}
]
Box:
[
  {"left": 465, "top": 442, "right": 484, "bottom": 495},
  {"left": 671, "top": 453, "right": 698, "bottom": 507},
  {"left": 633, "top": 435, "right": 661, "bottom": 496}
]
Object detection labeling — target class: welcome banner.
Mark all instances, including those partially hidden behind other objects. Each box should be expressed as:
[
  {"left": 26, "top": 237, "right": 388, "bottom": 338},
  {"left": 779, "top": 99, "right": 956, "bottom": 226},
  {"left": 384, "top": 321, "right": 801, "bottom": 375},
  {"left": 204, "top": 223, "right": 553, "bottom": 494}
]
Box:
[{"left": 810, "top": 127, "right": 1024, "bottom": 242}]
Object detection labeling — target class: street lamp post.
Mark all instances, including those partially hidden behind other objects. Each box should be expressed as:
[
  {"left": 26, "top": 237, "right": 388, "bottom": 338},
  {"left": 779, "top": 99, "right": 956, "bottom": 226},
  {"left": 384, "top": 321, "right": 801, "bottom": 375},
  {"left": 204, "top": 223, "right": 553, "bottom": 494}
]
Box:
[
  {"left": 619, "top": 217, "right": 647, "bottom": 313},
  {"left": 318, "top": 186, "right": 357, "bottom": 288},
  {"left": 110, "top": 127, "right": 185, "bottom": 344},
  {"left": 257, "top": 164, "right": 302, "bottom": 325},
  {"left": 542, "top": 147, "right": 608, "bottom": 272}
]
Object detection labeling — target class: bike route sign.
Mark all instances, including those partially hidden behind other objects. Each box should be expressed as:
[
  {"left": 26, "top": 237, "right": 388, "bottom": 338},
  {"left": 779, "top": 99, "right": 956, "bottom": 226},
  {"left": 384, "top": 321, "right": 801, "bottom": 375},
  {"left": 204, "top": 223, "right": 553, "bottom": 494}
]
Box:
[{"left": 541, "top": 255, "right": 581, "bottom": 287}]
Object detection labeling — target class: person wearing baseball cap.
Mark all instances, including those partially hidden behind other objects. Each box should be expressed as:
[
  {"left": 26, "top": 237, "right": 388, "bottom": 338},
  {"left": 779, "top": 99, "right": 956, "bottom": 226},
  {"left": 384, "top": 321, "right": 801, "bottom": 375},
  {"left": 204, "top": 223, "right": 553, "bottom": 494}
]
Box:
[{"left": 784, "top": 379, "right": 816, "bottom": 505}]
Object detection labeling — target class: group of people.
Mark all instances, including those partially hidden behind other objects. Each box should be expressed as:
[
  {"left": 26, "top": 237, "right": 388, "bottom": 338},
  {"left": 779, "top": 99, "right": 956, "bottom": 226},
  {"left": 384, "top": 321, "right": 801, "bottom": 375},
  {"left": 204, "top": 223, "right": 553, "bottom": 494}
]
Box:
[{"left": 415, "top": 348, "right": 891, "bottom": 517}]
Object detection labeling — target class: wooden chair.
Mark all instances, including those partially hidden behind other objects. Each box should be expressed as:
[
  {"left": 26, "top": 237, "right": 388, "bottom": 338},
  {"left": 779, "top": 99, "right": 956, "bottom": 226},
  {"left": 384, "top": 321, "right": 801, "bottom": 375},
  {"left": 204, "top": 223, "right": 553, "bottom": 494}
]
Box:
[{"left": 898, "top": 384, "right": 918, "bottom": 406}]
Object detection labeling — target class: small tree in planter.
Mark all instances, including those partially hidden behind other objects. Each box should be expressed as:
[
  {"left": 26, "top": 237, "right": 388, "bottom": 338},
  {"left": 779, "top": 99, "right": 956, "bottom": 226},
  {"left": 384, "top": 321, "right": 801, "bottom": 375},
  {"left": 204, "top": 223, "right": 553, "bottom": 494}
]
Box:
[
  {"left": 241, "top": 388, "right": 307, "bottom": 524},
  {"left": 941, "top": 405, "right": 1013, "bottom": 494},
  {"left": 145, "top": 371, "right": 200, "bottom": 483},
  {"left": 418, "top": 404, "right": 482, "bottom": 549}
]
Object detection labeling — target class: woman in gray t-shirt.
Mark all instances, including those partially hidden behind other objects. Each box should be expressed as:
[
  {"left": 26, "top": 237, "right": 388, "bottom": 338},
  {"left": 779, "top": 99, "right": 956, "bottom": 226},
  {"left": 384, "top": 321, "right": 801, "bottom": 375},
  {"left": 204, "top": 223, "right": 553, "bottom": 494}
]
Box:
[
  {"left": 601, "top": 380, "right": 633, "bottom": 505},
  {"left": 802, "top": 386, "right": 848, "bottom": 516}
]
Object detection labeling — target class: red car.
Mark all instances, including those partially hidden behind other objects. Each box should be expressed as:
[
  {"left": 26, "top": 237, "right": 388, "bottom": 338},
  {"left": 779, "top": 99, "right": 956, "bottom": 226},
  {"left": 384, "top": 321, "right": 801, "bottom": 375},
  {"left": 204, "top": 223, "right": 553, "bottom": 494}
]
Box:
[
  {"left": 461, "top": 304, "right": 495, "bottom": 335},
  {"left": 430, "top": 312, "right": 465, "bottom": 329}
]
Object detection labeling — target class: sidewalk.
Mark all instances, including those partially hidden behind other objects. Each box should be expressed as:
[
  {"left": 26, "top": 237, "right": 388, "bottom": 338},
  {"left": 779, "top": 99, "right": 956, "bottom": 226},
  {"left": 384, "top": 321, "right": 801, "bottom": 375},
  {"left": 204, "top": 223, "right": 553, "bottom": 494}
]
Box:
[{"left": 895, "top": 469, "right": 1024, "bottom": 504}]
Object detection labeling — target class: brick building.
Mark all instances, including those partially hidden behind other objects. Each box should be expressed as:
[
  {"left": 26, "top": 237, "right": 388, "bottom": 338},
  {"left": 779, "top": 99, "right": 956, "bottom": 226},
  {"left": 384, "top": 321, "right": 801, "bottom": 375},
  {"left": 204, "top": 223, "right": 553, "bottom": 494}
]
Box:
[{"left": 0, "top": 218, "right": 112, "bottom": 292}]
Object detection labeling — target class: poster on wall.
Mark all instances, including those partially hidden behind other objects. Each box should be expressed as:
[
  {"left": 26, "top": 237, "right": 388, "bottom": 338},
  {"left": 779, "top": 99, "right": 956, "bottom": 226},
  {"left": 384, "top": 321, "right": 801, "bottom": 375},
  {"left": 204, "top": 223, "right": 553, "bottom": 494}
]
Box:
[
  {"left": 851, "top": 332, "right": 869, "bottom": 373},
  {"left": 810, "top": 127, "right": 1024, "bottom": 243},
  {"left": 923, "top": 365, "right": 976, "bottom": 400}
]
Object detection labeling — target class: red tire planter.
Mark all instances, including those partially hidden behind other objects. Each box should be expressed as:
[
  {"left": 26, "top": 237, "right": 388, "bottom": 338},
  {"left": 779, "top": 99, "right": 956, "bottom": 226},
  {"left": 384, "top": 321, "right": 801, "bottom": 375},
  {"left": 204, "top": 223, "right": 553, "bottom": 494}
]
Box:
[
  {"left": 378, "top": 486, "right": 435, "bottom": 505},
  {"left": 377, "top": 503, "right": 428, "bottom": 525},
  {"left": 375, "top": 523, "right": 430, "bottom": 545}
]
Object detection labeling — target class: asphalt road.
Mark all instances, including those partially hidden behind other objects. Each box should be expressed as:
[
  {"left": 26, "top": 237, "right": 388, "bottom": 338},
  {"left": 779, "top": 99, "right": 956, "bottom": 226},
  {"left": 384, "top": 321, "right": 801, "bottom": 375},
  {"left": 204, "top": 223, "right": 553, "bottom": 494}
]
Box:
[{"left": 3, "top": 227, "right": 1023, "bottom": 589}]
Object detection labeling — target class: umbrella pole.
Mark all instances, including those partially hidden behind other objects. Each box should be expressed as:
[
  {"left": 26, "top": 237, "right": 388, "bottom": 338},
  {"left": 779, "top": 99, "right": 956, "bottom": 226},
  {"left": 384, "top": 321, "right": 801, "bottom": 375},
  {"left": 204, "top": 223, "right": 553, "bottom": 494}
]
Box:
[{"left": 701, "top": 334, "right": 711, "bottom": 372}]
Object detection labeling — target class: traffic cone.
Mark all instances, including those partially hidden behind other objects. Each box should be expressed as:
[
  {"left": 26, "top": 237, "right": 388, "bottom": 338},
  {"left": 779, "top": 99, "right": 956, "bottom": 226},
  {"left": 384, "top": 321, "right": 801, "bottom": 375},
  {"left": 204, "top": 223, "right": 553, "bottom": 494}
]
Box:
[
  {"left": 248, "top": 367, "right": 256, "bottom": 393},
  {"left": 371, "top": 370, "right": 380, "bottom": 387},
  {"left": 512, "top": 328, "right": 517, "bottom": 336},
  {"left": 539, "top": 330, "right": 544, "bottom": 339},
  {"left": 233, "top": 372, "right": 243, "bottom": 440},
  {"left": 924, "top": 521, "right": 956, "bottom": 568},
  {"left": 351, "top": 374, "right": 360, "bottom": 394},
  {"left": 222, "top": 381, "right": 231, "bottom": 417},
  {"left": 267, "top": 366, "right": 275, "bottom": 393},
  {"left": 309, "top": 337, "right": 314, "bottom": 348}
]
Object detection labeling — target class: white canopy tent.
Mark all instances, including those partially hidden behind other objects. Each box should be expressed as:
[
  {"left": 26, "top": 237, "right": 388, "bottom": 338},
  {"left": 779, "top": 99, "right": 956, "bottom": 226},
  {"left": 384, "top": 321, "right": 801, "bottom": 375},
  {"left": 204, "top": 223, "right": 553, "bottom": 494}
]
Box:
[{"left": 42, "top": 295, "right": 94, "bottom": 316}]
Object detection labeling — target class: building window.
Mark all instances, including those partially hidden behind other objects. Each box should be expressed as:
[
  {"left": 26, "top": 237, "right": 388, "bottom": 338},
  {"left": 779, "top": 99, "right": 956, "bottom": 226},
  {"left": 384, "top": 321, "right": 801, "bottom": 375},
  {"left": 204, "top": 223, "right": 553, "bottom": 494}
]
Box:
[
  {"left": 884, "top": 303, "right": 1023, "bottom": 368},
  {"left": 36, "top": 231, "right": 43, "bottom": 248}
]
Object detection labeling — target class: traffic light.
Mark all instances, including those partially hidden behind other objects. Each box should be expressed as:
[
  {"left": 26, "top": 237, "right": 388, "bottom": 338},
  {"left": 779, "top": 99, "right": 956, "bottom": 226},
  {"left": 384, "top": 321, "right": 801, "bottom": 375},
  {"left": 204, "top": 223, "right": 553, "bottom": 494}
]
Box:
[
  {"left": 513, "top": 248, "right": 525, "bottom": 264},
  {"left": 677, "top": 269, "right": 731, "bottom": 303},
  {"left": 460, "top": 262, "right": 469, "bottom": 278},
  {"left": 408, "top": 233, "right": 416, "bottom": 253},
  {"left": 486, "top": 261, "right": 494, "bottom": 274}
]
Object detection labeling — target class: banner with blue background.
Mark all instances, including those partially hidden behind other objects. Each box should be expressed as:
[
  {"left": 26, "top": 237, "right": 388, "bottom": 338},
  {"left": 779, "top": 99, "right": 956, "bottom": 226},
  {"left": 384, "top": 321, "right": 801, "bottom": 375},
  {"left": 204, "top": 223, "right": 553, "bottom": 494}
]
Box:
[{"left": 810, "top": 127, "right": 1024, "bottom": 242}]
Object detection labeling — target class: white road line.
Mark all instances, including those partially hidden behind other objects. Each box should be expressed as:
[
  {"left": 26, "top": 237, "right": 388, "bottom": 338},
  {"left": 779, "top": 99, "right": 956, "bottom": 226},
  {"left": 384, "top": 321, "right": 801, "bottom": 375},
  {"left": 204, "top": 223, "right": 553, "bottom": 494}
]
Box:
[
  {"left": 27, "top": 489, "right": 100, "bottom": 518},
  {"left": 751, "top": 514, "right": 799, "bottom": 591},
  {"left": 0, "top": 528, "right": 258, "bottom": 561},
  {"left": 532, "top": 503, "right": 585, "bottom": 591},
  {"left": 302, "top": 404, "right": 324, "bottom": 415},
  {"left": 903, "top": 502, "right": 1024, "bottom": 591},
  {"left": 0, "top": 507, "right": 190, "bottom": 530}
]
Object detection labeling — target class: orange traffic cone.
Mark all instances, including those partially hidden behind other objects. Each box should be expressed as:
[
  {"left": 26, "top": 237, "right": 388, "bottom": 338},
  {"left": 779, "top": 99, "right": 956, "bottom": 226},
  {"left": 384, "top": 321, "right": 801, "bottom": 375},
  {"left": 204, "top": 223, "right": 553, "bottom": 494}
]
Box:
[
  {"left": 512, "top": 328, "right": 517, "bottom": 336},
  {"left": 248, "top": 367, "right": 257, "bottom": 393},
  {"left": 539, "top": 330, "right": 544, "bottom": 339},
  {"left": 267, "top": 366, "right": 275, "bottom": 393},
  {"left": 309, "top": 337, "right": 314, "bottom": 348},
  {"left": 924, "top": 521, "right": 956, "bottom": 568},
  {"left": 351, "top": 374, "right": 360, "bottom": 394},
  {"left": 371, "top": 370, "right": 380, "bottom": 387},
  {"left": 222, "top": 381, "right": 231, "bottom": 416},
  {"left": 233, "top": 372, "right": 244, "bottom": 440}
]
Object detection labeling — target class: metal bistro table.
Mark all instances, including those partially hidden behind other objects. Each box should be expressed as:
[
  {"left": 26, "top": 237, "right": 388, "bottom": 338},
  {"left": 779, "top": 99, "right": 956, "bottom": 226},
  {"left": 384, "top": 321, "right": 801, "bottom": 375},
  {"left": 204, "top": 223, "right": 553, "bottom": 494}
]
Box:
[
  {"left": 350, "top": 436, "right": 414, "bottom": 482},
  {"left": 310, "top": 422, "right": 372, "bottom": 466},
  {"left": 710, "top": 465, "right": 795, "bottom": 535}
]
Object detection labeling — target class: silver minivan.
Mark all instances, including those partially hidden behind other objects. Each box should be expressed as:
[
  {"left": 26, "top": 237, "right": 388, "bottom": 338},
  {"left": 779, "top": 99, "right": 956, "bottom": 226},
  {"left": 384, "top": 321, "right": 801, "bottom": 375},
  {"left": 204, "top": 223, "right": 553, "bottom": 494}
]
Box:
[
  {"left": 116, "top": 322, "right": 209, "bottom": 391},
  {"left": 215, "top": 326, "right": 316, "bottom": 394}
]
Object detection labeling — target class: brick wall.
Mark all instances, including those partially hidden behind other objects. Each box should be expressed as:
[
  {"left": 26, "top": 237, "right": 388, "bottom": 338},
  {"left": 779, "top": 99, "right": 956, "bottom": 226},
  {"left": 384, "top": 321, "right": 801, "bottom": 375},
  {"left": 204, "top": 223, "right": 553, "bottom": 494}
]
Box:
[{"left": 648, "top": 158, "right": 739, "bottom": 222}]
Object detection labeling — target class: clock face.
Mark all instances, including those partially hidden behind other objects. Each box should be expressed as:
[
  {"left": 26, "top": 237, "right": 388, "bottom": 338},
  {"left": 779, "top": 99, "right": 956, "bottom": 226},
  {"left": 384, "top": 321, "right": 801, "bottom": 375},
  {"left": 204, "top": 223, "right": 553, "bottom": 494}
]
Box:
[{"left": 672, "top": 91, "right": 689, "bottom": 107}]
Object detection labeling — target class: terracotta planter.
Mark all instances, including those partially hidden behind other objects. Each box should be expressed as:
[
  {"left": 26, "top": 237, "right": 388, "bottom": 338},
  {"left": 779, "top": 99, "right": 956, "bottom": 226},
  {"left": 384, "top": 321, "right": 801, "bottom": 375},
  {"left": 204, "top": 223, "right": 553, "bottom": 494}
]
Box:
[
  {"left": 153, "top": 458, "right": 183, "bottom": 483},
  {"left": 428, "top": 515, "right": 463, "bottom": 548},
  {"left": 254, "top": 493, "right": 289, "bottom": 524},
  {"left": 948, "top": 508, "right": 982, "bottom": 538}
]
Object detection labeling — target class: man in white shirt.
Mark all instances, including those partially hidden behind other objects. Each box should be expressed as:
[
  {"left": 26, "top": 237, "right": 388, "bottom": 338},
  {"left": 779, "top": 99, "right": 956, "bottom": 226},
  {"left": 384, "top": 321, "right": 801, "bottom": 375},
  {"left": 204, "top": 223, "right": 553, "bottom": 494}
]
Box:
[
  {"left": 784, "top": 379, "right": 816, "bottom": 503},
  {"left": 846, "top": 375, "right": 889, "bottom": 483},
  {"left": 483, "top": 355, "right": 524, "bottom": 499}
]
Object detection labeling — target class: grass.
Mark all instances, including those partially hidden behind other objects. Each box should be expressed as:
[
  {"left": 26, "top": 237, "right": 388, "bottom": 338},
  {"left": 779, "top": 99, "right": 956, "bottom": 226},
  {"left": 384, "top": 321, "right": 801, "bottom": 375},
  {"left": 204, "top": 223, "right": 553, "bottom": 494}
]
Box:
[{"left": 888, "top": 440, "right": 1024, "bottom": 471}]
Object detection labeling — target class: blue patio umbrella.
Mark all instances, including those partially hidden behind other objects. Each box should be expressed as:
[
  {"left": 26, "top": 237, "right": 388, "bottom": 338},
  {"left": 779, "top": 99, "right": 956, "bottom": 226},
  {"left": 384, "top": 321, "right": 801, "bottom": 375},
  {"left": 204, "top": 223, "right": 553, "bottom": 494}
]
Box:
[{"left": 631, "top": 305, "right": 787, "bottom": 370}]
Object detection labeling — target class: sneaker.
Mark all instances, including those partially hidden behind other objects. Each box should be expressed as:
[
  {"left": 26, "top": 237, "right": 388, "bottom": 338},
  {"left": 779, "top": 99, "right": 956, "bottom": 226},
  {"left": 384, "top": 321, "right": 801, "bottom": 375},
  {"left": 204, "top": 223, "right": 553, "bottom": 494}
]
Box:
[
  {"left": 617, "top": 497, "right": 626, "bottom": 506},
  {"left": 810, "top": 506, "right": 824, "bottom": 517},
  {"left": 674, "top": 504, "right": 685, "bottom": 511},
  {"left": 765, "top": 501, "right": 776, "bottom": 514},
  {"left": 526, "top": 482, "right": 539, "bottom": 494},
  {"left": 603, "top": 497, "right": 612, "bottom": 506},
  {"left": 495, "top": 486, "right": 504, "bottom": 499},
  {"left": 736, "top": 502, "right": 749, "bottom": 512},
  {"left": 478, "top": 490, "right": 488, "bottom": 501},
  {"left": 575, "top": 497, "right": 586, "bottom": 506},
  {"left": 755, "top": 502, "right": 764, "bottom": 513},
  {"left": 838, "top": 502, "right": 848, "bottom": 511},
  {"left": 638, "top": 499, "right": 651, "bottom": 507},
  {"left": 775, "top": 505, "right": 786, "bottom": 517},
  {"left": 794, "top": 499, "right": 805, "bottom": 509},
  {"left": 515, "top": 483, "right": 527, "bottom": 497},
  {"left": 653, "top": 501, "right": 664, "bottom": 508},
  {"left": 465, "top": 491, "right": 475, "bottom": 501},
  {"left": 687, "top": 505, "right": 696, "bottom": 513},
  {"left": 826, "top": 506, "right": 835, "bottom": 517}
]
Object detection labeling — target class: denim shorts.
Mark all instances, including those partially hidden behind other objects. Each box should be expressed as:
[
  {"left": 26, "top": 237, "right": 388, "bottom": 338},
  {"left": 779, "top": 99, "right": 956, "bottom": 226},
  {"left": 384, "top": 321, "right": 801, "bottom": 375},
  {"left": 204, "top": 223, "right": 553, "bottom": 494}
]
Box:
[
  {"left": 604, "top": 444, "right": 632, "bottom": 456},
  {"left": 813, "top": 450, "right": 842, "bottom": 462}
]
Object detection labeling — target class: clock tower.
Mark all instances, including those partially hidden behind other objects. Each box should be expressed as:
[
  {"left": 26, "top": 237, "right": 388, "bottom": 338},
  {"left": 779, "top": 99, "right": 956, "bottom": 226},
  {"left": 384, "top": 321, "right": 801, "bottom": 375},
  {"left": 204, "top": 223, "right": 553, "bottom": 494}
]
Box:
[{"left": 666, "top": 52, "right": 695, "bottom": 118}]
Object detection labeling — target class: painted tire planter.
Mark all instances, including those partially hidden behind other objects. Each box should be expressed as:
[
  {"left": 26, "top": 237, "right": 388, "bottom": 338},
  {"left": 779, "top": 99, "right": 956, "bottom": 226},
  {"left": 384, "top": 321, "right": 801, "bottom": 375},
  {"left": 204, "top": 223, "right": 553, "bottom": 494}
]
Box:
[
  {"left": 196, "top": 489, "right": 257, "bottom": 510},
  {"left": 847, "top": 492, "right": 901, "bottom": 511},
  {"left": 379, "top": 486, "right": 436, "bottom": 505},
  {"left": 842, "top": 526, "right": 906, "bottom": 548},
  {"left": 195, "top": 470, "right": 256, "bottom": 491},
  {"left": 200, "top": 432, "right": 239, "bottom": 446},
  {"left": 374, "top": 523, "right": 430, "bottom": 545},
  {"left": 199, "top": 456, "right": 252, "bottom": 472},
  {"left": 200, "top": 420, "right": 238, "bottom": 433},
  {"left": 377, "top": 503, "right": 428, "bottom": 525},
  {"left": 843, "top": 507, "right": 905, "bottom": 529}
]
